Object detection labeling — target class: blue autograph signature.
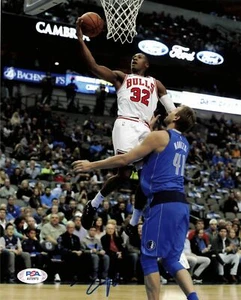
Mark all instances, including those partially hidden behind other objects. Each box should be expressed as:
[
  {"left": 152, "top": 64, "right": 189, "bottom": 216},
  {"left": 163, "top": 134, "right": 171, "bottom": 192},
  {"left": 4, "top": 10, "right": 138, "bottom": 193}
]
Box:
[{"left": 70, "top": 275, "right": 119, "bottom": 297}]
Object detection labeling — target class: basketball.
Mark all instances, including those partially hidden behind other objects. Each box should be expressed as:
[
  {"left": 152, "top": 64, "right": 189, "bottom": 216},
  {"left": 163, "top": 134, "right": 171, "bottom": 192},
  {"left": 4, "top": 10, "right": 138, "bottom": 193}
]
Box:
[{"left": 80, "top": 12, "right": 104, "bottom": 38}]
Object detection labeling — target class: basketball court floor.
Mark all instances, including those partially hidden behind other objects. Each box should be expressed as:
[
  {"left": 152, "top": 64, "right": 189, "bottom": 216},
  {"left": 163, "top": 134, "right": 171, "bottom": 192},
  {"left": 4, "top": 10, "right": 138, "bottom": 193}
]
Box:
[{"left": 1, "top": 283, "right": 241, "bottom": 300}]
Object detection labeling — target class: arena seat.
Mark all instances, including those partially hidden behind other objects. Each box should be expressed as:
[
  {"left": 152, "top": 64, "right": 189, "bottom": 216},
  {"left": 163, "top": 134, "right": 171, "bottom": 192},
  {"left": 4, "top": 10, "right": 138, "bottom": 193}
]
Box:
[
  {"left": 15, "top": 199, "right": 27, "bottom": 207},
  {"left": 196, "top": 198, "right": 206, "bottom": 205},
  {"left": 225, "top": 212, "right": 236, "bottom": 220},
  {"left": 10, "top": 185, "right": 18, "bottom": 192},
  {"left": 236, "top": 212, "right": 241, "bottom": 220},
  {"left": 0, "top": 198, "right": 7, "bottom": 205},
  {"left": 210, "top": 204, "right": 220, "bottom": 213},
  {"left": 207, "top": 198, "right": 217, "bottom": 206}
]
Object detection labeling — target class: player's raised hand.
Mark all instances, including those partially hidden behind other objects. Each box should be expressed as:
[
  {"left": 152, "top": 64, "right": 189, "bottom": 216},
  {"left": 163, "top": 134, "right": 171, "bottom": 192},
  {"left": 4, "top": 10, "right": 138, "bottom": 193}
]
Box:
[
  {"left": 150, "top": 114, "right": 161, "bottom": 131},
  {"left": 76, "top": 18, "right": 83, "bottom": 40},
  {"left": 72, "top": 160, "right": 92, "bottom": 172}
]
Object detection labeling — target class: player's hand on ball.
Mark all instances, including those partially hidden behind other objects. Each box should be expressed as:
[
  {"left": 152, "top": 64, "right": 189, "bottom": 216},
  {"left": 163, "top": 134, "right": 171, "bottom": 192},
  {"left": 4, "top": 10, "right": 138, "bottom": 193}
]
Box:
[
  {"left": 76, "top": 18, "right": 83, "bottom": 39},
  {"left": 72, "top": 160, "right": 92, "bottom": 172}
]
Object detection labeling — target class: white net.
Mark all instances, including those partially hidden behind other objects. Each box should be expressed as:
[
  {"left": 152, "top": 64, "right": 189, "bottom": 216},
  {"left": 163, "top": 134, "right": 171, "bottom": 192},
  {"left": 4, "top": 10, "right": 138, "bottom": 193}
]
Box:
[{"left": 100, "top": 0, "right": 144, "bottom": 44}]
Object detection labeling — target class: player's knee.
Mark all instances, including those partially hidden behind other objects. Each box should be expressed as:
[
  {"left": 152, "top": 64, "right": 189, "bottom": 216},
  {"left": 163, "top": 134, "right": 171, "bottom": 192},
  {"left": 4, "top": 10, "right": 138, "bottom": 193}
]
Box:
[
  {"left": 140, "top": 253, "right": 159, "bottom": 276},
  {"left": 162, "top": 258, "right": 185, "bottom": 277}
]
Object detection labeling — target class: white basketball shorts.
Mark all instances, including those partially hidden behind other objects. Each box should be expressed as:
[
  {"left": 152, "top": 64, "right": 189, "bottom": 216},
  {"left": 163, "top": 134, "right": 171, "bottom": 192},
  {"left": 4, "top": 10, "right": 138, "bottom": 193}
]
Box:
[{"left": 112, "top": 117, "right": 151, "bottom": 155}]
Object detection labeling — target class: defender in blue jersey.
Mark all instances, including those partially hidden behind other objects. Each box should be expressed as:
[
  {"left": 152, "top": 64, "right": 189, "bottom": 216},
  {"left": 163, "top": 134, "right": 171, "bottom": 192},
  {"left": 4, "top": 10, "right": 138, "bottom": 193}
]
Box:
[
  {"left": 140, "top": 128, "right": 190, "bottom": 264},
  {"left": 73, "top": 105, "right": 198, "bottom": 300}
]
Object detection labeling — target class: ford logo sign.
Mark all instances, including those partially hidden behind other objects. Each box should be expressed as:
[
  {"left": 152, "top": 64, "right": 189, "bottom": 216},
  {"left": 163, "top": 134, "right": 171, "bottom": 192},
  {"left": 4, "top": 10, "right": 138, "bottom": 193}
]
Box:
[
  {"left": 196, "top": 51, "right": 224, "bottom": 65},
  {"left": 138, "top": 40, "right": 169, "bottom": 56}
]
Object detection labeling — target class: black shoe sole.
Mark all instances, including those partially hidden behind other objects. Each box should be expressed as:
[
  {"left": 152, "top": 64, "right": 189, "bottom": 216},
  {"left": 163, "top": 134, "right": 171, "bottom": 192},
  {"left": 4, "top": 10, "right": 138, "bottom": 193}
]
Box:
[
  {"left": 81, "top": 201, "right": 97, "bottom": 230},
  {"left": 81, "top": 217, "right": 95, "bottom": 230}
]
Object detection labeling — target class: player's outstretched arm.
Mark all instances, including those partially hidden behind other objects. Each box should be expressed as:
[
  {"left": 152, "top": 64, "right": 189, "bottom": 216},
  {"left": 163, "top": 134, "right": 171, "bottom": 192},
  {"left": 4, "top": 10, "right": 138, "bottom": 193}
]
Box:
[
  {"left": 72, "top": 131, "right": 169, "bottom": 172},
  {"left": 156, "top": 80, "right": 176, "bottom": 113},
  {"left": 76, "top": 18, "right": 125, "bottom": 85}
]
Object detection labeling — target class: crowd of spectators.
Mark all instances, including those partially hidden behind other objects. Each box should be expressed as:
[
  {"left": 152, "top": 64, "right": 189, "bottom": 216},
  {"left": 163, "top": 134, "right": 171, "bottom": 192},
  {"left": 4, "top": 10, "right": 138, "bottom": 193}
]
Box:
[{"left": 0, "top": 79, "right": 241, "bottom": 284}]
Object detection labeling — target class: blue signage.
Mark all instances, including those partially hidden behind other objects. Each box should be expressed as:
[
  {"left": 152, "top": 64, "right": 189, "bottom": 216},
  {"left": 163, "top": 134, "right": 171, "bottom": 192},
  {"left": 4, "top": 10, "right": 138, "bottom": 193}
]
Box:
[
  {"left": 3, "top": 67, "right": 116, "bottom": 95},
  {"left": 3, "top": 67, "right": 65, "bottom": 86},
  {"left": 65, "top": 74, "right": 116, "bottom": 95}
]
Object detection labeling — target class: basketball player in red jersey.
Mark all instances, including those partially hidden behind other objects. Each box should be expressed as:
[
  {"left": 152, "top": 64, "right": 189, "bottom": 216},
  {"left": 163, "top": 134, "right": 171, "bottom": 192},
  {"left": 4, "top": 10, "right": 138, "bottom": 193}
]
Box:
[{"left": 75, "top": 18, "right": 176, "bottom": 232}]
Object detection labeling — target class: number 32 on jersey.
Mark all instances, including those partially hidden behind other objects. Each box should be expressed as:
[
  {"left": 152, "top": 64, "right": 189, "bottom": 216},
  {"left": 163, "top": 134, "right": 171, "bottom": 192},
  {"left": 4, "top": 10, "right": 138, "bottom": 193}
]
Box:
[{"left": 130, "top": 87, "right": 150, "bottom": 106}]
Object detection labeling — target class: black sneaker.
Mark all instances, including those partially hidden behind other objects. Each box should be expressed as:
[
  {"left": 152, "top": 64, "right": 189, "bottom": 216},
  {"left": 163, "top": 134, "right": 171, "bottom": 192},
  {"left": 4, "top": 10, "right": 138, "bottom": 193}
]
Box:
[
  {"left": 192, "top": 275, "right": 203, "bottom": 284},
  {"left": 218, "top": 275, "right": 228, "bottom": 283},
  {"left": 124, "top": 224, "right": 138, "bottom": 237},
  {"left": 8, "top": 274, "right": 16, "bottom": 284},
  {"left": 81, "top": 200, "right": 97, "bottom": 230},
  {"left": 230, "top": 275, "right": 238, "bottom": 284}
]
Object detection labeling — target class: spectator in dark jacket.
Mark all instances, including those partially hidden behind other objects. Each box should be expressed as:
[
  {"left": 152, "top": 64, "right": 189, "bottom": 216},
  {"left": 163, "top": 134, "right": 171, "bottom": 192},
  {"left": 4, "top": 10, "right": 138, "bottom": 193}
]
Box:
[
  {"left": 66, "top": 77, "right": 78, "bottom": 111},
  {"left": 10, "top": 167, "right": 25, "bottom": 185},
  {"left": 0, "top": 224, "right": 4, "bottom": 237},
  {"left": 101, "top": 223, "right": 125, "bottom": 279},
  {"left": 29, "top": 188, "right": 42, "bottom": 209},
  {"left": 126, "top": 223, "right": 142, "bottom": 281},
  {"left": 223, "top": 192, "right": 239, "bottom": 214},
  {"left": 111, "top": 202, "right": 128, "bottom": 226},
  {"left": 16, "top": 180, "right": 33, "bottom": 203},
  {"left": 211, "top": 227, "right": 239, "bottom": 283},
  {"left": 22, "top": 228, "right": 48, "bottom": 268},
  {"left": 57, "top": 221, "right": 83, "bottom": 280}
]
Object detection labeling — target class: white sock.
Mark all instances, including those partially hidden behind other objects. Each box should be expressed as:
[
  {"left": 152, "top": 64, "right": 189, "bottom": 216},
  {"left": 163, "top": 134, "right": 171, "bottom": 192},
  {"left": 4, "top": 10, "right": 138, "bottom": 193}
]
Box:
[
  {"left": 91, "top": 192, "right": 105, "bottom": 208},
  {"left": 130, "top": 209, "right": 142, "bottom": 226}
]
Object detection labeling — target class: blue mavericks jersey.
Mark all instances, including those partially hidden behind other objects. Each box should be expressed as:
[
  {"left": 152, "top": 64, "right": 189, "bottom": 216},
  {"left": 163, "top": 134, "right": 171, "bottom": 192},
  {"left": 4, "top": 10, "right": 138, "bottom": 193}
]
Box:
[{"left": 141, "top": 129, "right": 189, "bottom": 197}]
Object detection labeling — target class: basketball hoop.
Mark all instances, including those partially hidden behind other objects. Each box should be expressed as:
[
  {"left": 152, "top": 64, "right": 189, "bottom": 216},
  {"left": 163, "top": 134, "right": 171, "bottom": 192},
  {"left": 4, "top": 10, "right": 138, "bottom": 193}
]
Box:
[{"left": 100, "top": 0, "right": 144, "bottom": 44}]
